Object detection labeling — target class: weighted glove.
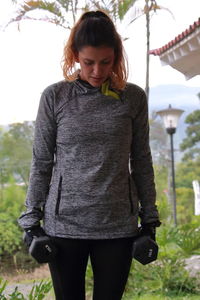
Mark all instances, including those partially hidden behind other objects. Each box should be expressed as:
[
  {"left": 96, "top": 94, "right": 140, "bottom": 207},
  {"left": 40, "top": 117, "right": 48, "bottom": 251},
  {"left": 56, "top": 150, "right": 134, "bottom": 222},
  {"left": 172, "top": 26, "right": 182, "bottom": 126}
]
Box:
[
  {"left": 23, "top": 226, "right": 57, "bottom": 264},
  {"left": 139, "top": 224, "right": 156, "bottom": 241},
  {"left": 24, "top": 226, "right": 46, "bottom": 247},
  {"left": 132, "top": 221, "right": 161, "bottom": 265}
]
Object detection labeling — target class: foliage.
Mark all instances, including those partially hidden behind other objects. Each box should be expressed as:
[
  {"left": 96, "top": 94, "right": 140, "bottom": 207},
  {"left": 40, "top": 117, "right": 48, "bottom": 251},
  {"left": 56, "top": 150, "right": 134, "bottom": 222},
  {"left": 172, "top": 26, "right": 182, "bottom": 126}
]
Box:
[
  {"left": 180, "top": 110, "right": 200, "bottom": 161},
  {"left": 0, "top": 122, "right": 34, "bottom": 186},
  {"left": 153, "top": 164, "right": 171, "bottom": 224},
  {"left": 6, "top": 0, "right": 68, "bottom": 29},
  {"left": 124, "top": 257, "right": 199, "bottom": 298},
  {"left": 174, "top": 221, "right": 200, "bottom": 256},
  {"left": 0, "top": 180, "right": 25, "bottom": 256},
  {"left": 176, "top": 159, "right": 200, "bottom": 189},
  {"left": 85, "top": 259, "right": 93, "bottom": 294},
  {"left": 0, "top": 278, "right": 52, "bottom": 300},
  {"left": 0, "top": 178, "right": 25, "bottom": 218},
  {"left": 0, "top": 213, "right": 22, "bottom": 256},
  {"left": 176, "top": 187, "right": 194, "bottom": 224},
  {"left": 157, "top": 221, "right": 200, "bottom": 257},
  {"left": 174, "top": 157, "right": 200, "bottom": 223},
  {"left": 27, "top": 280, "right": 52, "bottom": 300}
]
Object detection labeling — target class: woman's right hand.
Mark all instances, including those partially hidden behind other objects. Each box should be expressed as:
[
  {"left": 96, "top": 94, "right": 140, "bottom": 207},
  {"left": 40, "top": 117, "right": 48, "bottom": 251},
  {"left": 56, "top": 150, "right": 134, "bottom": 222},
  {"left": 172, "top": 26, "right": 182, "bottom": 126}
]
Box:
[{"left": 23, "top": 226, "right": 46, "bottom": 247}]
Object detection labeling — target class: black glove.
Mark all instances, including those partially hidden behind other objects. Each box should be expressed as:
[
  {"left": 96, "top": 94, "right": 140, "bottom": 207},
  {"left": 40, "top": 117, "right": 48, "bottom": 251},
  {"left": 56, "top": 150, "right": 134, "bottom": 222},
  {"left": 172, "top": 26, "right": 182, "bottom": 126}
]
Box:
[
  {"left": 23, "top": 226, "right": 57, "bottom": 264},
  {"left": 23, "top": 226, "right": 46, "bottom": 247},
  {"left": 139, "top": 221, "right": 161, "bottom": 241}
]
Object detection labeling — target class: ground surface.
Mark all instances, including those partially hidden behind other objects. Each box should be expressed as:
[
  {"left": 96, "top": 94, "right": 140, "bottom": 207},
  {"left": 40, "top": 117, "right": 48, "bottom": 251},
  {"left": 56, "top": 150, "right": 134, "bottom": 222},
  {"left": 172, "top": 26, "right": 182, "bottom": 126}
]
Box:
[
  {"left": 184, "top": 255, "right": 200, "bottom": 277},
  {"left": 3, "top": 255, "right": 200, "bottom": 299},
  {"left": 3, "top": 264, "right": 52, "bottom": 297}
]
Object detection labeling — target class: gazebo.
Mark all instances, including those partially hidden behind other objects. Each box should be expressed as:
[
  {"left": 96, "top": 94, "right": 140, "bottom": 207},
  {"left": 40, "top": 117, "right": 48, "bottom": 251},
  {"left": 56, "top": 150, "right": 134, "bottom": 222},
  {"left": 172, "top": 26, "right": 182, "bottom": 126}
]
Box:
[{"left": 149, "top": 18, "right": 200, "bottom": 80}]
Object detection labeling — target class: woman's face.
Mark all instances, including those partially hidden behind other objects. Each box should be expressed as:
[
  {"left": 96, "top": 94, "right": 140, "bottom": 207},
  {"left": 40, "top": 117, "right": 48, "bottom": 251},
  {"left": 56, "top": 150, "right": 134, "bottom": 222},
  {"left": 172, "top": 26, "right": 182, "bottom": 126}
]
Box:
[{"left": 76, "top": 46, "right": 115, "bottom": 87}]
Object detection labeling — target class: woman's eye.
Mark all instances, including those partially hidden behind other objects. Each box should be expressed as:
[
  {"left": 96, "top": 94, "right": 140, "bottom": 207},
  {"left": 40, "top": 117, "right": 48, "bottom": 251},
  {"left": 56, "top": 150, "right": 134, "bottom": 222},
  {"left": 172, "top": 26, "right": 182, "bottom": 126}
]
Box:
[
  {"left": 102, "top": 61, "right": 110, "bottom": 65},
  {"left": 84, "top": 61, "right": 93, "bottom": 65}
]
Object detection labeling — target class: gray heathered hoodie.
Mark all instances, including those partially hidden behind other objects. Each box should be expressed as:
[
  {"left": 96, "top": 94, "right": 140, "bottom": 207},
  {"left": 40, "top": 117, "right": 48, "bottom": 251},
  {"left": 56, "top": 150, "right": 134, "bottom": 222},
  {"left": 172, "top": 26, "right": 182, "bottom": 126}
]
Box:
[{"left": 18, "top": 79, "right": 159, "bottom": 239}]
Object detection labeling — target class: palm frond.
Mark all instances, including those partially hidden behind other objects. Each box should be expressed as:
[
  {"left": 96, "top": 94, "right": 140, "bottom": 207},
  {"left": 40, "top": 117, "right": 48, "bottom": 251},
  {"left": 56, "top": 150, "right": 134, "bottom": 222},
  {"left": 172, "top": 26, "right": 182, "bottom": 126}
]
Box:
[
  {"left": 5, "top": 0, "right": 67, "bottom": 29},
  {"left": 19, "top": 1, "right": 62, "bottom": 15},
  {"left": 83, "top": 0, "right": 137, "bottom": 22},
  {"left": 57, "top": 0, "right": 70, "bottom": 11},
  {"left": 118, "top": 0, "right": 137, "bottom": 20},
  {"left": 129, "top": 1, "right": 174, "bottom": 25},
  {"left": 150, "top": 4, "right": 175, "bottom": 19}
]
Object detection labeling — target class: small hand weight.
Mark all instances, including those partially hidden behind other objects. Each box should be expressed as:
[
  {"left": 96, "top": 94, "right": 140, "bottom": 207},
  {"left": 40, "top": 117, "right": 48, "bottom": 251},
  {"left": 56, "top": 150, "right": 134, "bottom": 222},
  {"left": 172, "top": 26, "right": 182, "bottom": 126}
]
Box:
[
  {"left": 132, "top": 235, "right": 158, "bottom": 265},
  {"left": 29, "top": 236, "right": 57, "bottom": 264}
]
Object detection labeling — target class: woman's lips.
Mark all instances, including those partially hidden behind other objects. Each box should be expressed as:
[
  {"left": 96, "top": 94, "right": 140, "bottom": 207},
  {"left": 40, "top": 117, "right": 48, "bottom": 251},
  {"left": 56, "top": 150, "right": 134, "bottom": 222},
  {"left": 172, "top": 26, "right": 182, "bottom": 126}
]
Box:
[{"left": 91, "top": 77, "right": 103, "bottom": 81}]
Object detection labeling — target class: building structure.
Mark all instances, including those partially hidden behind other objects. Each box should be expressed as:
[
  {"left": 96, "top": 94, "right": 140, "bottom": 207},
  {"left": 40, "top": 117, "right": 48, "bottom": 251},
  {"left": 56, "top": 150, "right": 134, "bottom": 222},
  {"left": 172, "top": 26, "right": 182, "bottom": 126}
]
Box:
[{"left": 150, "top": 18, "right": 200, "bottom": 80}]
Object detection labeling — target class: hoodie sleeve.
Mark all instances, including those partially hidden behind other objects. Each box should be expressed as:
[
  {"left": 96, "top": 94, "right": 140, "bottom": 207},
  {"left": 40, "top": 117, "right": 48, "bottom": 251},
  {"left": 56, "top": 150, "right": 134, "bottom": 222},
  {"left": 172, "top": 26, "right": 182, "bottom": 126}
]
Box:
[
  {"left": 129, "top": 87, "right": 159, "bottom": 225},
  {"left": 18, "top": 87, "right": 57, "bottom": 229}
]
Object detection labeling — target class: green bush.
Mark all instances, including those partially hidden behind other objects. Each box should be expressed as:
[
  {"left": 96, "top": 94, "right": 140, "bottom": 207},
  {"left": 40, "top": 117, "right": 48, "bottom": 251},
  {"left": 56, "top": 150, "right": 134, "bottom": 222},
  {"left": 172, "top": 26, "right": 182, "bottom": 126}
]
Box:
[
  {"left": 0, "top": 180, "right": 25, "bottom": 257},
  {"left": 176, "top": 187, "right": 194, "bottom": 223},
  {"left": 157, "top": 220, "right": 200, "bottom": 256},
  {"left": 0, "top": 213, "right": 22, "bottom": 256},
  {"left": 123, "top": 255, "right": 199, "bottom": 299},
  {"left": 0, "top": 178, "right": 25, "bottom": 219}
]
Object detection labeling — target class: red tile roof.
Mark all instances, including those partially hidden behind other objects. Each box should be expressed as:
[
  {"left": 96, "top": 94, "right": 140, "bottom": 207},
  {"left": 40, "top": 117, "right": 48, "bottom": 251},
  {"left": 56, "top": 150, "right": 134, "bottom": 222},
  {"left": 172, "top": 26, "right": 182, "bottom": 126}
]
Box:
[{"left": 149, "top": 18, "right": 200, "bottom": 56}]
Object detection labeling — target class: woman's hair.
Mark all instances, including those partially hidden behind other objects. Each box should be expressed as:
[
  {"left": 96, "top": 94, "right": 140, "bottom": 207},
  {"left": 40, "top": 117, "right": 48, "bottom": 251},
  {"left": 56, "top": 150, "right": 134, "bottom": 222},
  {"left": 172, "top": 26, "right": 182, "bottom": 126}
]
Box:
[{"left": 62, "top": 11, "right": 128, "bottom": 90}]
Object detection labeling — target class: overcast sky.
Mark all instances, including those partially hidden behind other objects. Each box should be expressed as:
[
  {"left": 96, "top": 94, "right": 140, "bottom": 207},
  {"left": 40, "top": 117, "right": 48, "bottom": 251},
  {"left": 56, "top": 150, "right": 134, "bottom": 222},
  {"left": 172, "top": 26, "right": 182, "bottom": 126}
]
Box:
[{"left": 0, "top": 0, "right": 200, "bottom": 125}]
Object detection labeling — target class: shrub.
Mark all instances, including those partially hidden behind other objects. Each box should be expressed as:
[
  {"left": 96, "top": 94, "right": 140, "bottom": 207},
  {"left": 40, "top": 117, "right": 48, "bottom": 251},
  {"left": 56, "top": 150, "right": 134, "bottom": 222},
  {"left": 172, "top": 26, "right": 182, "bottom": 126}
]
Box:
[
  {"left": 0, "top": 180, "right": 25, "bottom": 259},
  {"left": 0, "top": 213, "right": 22, "bottom": 256}
]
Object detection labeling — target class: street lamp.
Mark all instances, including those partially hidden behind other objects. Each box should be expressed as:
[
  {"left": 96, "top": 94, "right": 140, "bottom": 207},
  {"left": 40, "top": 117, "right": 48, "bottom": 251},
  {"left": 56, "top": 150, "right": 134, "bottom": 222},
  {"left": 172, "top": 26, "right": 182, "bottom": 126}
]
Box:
[{"left": 156, "top": 104, "right": 184, "bottom": 226}]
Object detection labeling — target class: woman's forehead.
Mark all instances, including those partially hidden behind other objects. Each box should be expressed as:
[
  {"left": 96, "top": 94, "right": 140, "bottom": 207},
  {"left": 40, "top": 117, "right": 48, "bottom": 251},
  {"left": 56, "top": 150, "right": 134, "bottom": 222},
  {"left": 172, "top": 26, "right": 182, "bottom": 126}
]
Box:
[{"left": 78, "top": 46, "right": 115, "bottom": 59}]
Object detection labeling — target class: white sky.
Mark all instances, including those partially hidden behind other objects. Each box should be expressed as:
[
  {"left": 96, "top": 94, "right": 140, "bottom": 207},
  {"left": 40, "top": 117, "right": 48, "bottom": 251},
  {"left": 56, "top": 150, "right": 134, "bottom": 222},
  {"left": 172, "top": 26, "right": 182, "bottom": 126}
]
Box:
[{"left": 0, "top": 0, "right": 200, "bottom": 125}]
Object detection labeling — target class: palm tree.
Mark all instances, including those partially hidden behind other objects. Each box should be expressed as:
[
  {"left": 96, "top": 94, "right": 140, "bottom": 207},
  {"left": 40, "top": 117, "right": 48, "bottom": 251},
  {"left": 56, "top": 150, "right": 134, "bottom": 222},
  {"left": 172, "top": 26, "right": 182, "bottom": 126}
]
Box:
[{"left": 120, "top": 0, "right": 168, "bottom": 100}]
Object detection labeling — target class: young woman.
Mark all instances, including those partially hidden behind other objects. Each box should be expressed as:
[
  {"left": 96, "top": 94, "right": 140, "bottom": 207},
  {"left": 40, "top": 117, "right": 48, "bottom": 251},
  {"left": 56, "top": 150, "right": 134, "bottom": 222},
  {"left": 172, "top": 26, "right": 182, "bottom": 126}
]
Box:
[{"left": 18, "top": 10, "right": 160, "bottom": 300}]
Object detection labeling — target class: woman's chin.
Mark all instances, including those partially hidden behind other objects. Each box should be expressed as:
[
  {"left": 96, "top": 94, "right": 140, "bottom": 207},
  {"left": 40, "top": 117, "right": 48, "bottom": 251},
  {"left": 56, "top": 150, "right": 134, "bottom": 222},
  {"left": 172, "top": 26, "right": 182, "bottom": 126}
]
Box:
[{"left": 89, "top": 78, "right": 105, "bottom": 87}]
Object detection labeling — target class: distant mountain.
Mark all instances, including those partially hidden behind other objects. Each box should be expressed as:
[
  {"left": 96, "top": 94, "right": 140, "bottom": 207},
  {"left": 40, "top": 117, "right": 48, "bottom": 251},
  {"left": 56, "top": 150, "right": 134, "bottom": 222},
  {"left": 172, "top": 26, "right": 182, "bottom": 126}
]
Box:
[{"left": 149, "top": 84, "right": 200, "bottom": 161}]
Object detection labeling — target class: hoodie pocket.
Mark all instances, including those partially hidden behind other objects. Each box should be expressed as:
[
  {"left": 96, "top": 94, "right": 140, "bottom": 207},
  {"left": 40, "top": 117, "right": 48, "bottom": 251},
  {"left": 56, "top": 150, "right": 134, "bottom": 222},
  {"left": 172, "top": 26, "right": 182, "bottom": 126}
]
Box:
[{"left": 55, "top": 176, "right": 62, "bottom": 215}]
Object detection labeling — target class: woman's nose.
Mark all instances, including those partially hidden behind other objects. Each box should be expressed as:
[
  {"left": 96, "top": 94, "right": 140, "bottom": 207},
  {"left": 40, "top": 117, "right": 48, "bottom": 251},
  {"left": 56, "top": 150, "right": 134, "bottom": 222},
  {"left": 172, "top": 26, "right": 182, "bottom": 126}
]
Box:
[{"left": 93, "top": 64, "right": 102, "bottom": 76}]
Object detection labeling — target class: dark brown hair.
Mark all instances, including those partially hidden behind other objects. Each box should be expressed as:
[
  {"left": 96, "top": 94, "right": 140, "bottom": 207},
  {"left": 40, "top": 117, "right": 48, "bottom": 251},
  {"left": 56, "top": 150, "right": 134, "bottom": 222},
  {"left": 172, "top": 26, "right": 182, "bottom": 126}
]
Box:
[{"left": 62, "top": 11, "right": 128, "bottom": 90}]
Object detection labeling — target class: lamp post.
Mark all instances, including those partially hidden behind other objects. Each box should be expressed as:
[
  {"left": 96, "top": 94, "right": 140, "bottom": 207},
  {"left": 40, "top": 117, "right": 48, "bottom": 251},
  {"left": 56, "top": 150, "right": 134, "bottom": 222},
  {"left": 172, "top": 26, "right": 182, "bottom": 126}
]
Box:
[{"left": 156, "top": 104, "right": 184, "bottom": 226}]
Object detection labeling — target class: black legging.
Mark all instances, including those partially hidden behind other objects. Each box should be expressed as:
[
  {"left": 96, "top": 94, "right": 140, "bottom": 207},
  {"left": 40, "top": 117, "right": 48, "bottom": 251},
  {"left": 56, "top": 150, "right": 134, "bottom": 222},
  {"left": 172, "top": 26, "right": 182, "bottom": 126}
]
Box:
[{"left": 48, "top": 237, "right": 133, "bottom": 300}]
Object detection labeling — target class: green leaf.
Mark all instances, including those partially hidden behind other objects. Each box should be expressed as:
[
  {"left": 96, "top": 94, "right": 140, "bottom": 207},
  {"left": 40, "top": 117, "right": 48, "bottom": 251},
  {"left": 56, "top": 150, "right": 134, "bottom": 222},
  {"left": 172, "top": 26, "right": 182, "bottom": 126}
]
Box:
[{"left": 118, "top": 0, "right": 137, "bottom": 20}]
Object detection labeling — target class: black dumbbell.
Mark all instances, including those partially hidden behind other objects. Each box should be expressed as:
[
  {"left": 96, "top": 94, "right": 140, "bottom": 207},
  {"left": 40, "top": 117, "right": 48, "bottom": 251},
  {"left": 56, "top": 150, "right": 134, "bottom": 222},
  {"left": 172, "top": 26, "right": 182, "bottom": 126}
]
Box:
[
  {"left": 29, "top": 236, "right": 57, "bottom": 264},
  {"left": 132, "top": 235, "right": 158, "bottom": 265}
]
